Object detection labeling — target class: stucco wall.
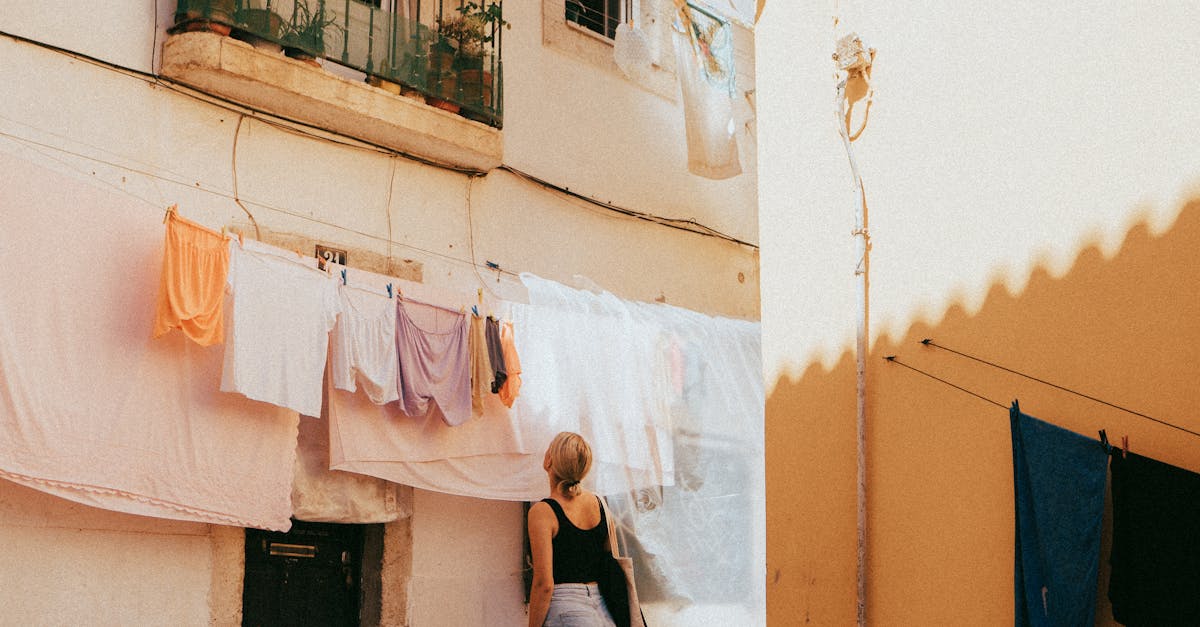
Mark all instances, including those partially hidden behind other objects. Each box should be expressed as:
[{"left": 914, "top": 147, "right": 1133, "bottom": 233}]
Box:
[
  {"left": 0, "top": 1, "right": 759, "bottom": 625},
  {"left": 758, "top": 2, "right": 1200, "bottom": 625},
  {"left": 0, "top": 481, "right": 214, "bottom": 626}
]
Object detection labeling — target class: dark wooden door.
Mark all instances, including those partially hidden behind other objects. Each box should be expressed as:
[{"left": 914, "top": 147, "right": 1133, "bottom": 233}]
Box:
[{"left": 243, "top": 520, "right": 364, "bottom": 627}]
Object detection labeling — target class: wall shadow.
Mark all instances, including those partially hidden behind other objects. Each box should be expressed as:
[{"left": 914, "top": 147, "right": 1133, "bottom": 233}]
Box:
[{"left": 767, "top": 198, "right": 1200, "bottom": 625}]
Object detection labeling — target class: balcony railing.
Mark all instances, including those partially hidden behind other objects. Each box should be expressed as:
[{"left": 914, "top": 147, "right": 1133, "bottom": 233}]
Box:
[{"left": 173, "top": 0, "right": 504, "bottom": 127}]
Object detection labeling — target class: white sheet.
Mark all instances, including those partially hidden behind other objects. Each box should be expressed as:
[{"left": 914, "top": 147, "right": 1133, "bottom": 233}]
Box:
[{"left": 0, "top": 152, "right": 299, "bottom": 531}]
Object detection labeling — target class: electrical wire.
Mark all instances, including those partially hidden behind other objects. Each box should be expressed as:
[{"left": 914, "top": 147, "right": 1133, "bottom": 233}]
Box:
[
  {"left": 0, "top": 126, "right": 514, "bottom": 279},
  {"left": 230, "top": 114, "right": 262, "bottom": 240},
  {"left": 920, "top": 339, "right": 1200, "bottom": 439},
  {"left": 497, "top": 165, "right": 758, "bottom": 248},
  {"left": 0, "top": 27, "right": 757, "bottom": 252}
]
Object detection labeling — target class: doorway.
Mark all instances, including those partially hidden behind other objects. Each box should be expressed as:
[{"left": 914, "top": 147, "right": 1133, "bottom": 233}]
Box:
[{"left": 242, "top": 520, "right": 370, "bottom": 627}]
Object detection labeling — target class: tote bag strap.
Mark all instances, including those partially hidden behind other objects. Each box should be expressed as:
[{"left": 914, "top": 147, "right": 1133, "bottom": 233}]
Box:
[{"left": 599, "top": 495, "right": 621, "bottom": 560}]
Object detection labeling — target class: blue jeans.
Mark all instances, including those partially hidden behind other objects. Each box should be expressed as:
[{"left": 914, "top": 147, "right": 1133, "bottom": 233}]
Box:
[{"left": 544, "top": 583, "right": 617, "bottom": 627}]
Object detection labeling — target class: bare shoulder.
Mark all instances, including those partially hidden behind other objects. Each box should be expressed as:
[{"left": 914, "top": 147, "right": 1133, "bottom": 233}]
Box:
[{"left": 528, "top": 501, "right": 556, "bottom": 530}]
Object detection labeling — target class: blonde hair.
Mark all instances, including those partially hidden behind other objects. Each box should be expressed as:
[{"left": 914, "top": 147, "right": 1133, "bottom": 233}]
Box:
[{"left": 546, "top": 431, "right": 592, "bottom": 498}]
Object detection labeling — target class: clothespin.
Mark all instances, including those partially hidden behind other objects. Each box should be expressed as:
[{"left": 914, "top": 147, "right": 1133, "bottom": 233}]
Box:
[
  {"left": 1099, "top": 429, "right": 1111, "bottom": 455},
  {"left": 471, "top": 305, "right": 479, "bottom": 317},
  {"left": 340, "top": 268, "right": 347, "bottom": 286},
  {"left": 238, "top": 230, "right": 244, "bottom": 246},
  {"left": 386, "top": 283, "right": 393, "bottom": 299},
  {"left": 163, "top": 204, "right": 177, "bottom": 224},
  {"left": 1121, "top": 435, "right": 1129, "bottom": 459}
]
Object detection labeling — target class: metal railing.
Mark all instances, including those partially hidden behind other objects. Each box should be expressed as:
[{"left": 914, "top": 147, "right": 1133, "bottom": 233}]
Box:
[{"left": 174, "top": 0, "right": 504, "bottom": 127}]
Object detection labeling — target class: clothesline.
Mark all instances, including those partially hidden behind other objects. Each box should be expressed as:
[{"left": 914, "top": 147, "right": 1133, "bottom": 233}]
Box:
[
  {"left": 919, "top": 339, "right": 1200, "bottom": 440},
  {"left": 884, "top": 353, "right": 1200, "bottom": 441}
]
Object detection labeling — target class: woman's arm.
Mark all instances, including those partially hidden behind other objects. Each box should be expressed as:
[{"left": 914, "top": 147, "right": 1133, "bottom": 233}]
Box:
[{"left": 527, "top": 501, "right": 556, "bottom": 627}]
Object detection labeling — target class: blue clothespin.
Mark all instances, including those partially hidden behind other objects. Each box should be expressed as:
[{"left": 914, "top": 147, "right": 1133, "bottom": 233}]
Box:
[
  {"left": 471, "top": 305, "right": 479, "bottom": 317},
  {"left": 386, "top": 283, "right": 393, "bottom": 299},
  {"left": 340, "top": 268, "right": 347, "bottom": 285}
]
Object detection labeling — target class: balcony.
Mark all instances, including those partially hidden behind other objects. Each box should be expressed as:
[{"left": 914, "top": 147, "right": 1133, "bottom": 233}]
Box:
[{"left": 164, "top": 0, "right": 504, "bottom": 171}]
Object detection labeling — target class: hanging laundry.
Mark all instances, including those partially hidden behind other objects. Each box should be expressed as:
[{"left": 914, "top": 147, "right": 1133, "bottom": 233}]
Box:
[
  {"left": 469, "top": 313, "right": 491, "bottom": 417},
  {"left": 498, "top": 320, "right": 522, "bottom": 408},
  {"left": 672, "top": 3, "right": 741, "bottom": 180},
  {"left": 1010, "top": 403, "right": 1108, "bottom": 627},
  {"left": 330, "top": 284, "right": 399, "bottom": 405},
  {"left": 291, "top": 377, "right": 409, "bottom": 524},
  {"left": 1108, "top": 451, "right": 1200, "bottom": 626},
  {"left": 485, "top": 315, "right": 507, "bottom": 393},
  {"left": 0, "top": 153, "right": 297, "bottom": 531},
  {"left": 153, "top": 207, "right": 229, "bottom": 346},
  {"left": 395, "top": 300, "right": 471, "bottom": 426},
  {"left": 220, "top": 239, "right": 341, "bottom": 417}
]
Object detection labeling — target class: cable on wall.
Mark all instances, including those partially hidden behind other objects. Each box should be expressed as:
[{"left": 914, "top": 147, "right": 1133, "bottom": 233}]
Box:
[
  {"left": 0, "top": 126, "right": 516, "bottom": 280},
  {"left": 919, "top": 339, "right": 1200, "bottom": 439},
  {"left": 0, "top": 28, "right": 755, "bottom": 250},
  {"left": 230, "top": 114, "right": 262, "bottom": 240}
]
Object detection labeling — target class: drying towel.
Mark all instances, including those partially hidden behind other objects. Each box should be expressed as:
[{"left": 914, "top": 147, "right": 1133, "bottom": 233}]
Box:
[
  {"left": 1108, "top": 451, "right": 1200, "bottom": 626},
  {"left": 1010, "top": 402, "right": 1108, "bottom": 627},
  {"left": 0, "top": 153, "right": 298, "bottom": 531}
]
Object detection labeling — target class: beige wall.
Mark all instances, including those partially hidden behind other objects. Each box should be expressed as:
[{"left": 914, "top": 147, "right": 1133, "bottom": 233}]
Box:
[
  {"left": 759, "top": 2, "right": 1200, "bottom": 625},
  {"left": 0, "top": 481, "right": 213, "bottom": 626},
  {"left": 0, "top": 0, "right": 759, "bottom": 624}
]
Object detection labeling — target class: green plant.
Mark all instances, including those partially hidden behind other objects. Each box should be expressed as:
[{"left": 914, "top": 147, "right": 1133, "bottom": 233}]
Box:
[
  {"left": 438, "top": 2, "right": 508, "bottom": 58},
  {"left": 284, "top": 0, "right": 342, "bottom": 55}
]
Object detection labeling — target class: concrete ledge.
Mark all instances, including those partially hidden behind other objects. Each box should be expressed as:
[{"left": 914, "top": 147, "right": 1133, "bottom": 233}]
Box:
[{"left": 161, "top": 32, "right": 502, "bottom": 172}]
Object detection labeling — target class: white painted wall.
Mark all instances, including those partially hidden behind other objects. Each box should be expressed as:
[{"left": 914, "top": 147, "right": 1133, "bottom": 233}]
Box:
[
  {"left": 1, "top": 1, "right": 759, "bottom": 625},
  {"left": 0, "top": 480, "right": 213, "bottom": 627},
  {"left": 758, "top": 1, "right": 1200, "bottom": 380}
]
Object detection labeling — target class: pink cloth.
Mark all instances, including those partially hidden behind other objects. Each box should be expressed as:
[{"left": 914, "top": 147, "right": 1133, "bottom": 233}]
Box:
[{"left": 0, "top": 153, "right": 298, "bottom": 531}]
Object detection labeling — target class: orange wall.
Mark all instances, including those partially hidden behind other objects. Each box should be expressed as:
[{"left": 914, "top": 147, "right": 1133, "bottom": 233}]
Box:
[{"left": 767, "top": 200, "right": 1200, "bottom": 624}]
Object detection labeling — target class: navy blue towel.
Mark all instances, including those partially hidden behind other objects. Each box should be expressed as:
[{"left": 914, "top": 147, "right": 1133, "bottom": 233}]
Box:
[{"left": 1010, "top": 402, "right": 1108, "bottom": 627}]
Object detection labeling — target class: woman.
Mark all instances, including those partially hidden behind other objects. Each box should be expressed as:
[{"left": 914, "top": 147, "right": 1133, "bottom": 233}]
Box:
[{"left": 527, "top": 432, "right": 618, "bottom": 627}]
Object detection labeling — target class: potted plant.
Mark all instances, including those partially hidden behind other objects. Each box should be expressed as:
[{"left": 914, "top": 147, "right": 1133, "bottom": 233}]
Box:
[
  {"left": 233, "top": 2, "right": 285, "bottom": 53},
  {"left": 175, "top": 0, "right": 238, "bottom": 36},
  {"left": 451, "top": 2, "right": 507, "bottom": 111},
  {"left": 283, "top": 0, "right": 341, "bottom": 66},
  {"left": 424, "top": 15, "right": 466, "bottom": 113}
]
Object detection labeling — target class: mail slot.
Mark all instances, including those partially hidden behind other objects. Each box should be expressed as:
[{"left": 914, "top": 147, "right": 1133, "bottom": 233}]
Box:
[{"left": 268, "top": 542, "right": 317, "bottom": 558}]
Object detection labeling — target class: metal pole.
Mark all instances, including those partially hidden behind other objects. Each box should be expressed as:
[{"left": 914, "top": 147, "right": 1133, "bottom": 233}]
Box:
[{"left": 836, "top": 75, "right": 870, "bottom": 627}]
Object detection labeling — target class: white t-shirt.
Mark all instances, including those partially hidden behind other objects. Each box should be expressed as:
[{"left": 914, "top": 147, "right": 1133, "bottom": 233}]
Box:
[
  {"left": 330, "top": 285, "right": 399, "bottom": 404},
  {"left": 220, "top": 239, "right": 341, "bottom": 417}
]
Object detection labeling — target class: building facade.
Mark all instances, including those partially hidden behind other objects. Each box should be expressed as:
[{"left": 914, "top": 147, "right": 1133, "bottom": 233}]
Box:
[{"left": 0, "top": 1, "right": 760, "bottom": 625}]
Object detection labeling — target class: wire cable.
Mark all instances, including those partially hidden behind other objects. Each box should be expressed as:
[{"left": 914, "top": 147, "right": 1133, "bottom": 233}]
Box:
[
  {"left": 883, "top": 355, "right": 1010, "bottom": 410},
  {"left": 230, "top": 114, "right": 262, "bottom": 239},
  {"left": 920, "top": 339, "right": 1200, "bottom": 439}
]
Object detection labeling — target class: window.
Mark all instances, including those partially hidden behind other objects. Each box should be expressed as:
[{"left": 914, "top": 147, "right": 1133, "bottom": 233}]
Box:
[{"left": 566, "top": 0, "right": 623, "bottom": 40}]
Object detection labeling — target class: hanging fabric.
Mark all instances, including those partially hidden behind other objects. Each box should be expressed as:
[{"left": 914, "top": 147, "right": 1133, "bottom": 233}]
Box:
[
  {"left": 498, "top": 320, "right": 522, "bottom": 408},
  {"left": 153, "top": 207, "right": 230, "bottom": 346},
  {"left": 469, "top": 312, "right": 492, "bottom": 417},
  {"left": 329, "top": 283, "right": 400, "bottom": 405},
  {"left": 1108, "top": 451, "right": 1200, "bottom": 626},
  {"left": 394, "top": 299, "right": 472, "bottom": 427},
  {"left": 672, "top": 2, "right": 741, "bottom": 179},
  {"left": 290, "top": 381, "right": 409, "bottom": 524},
  {"left": 0, "top": 153, "right": 297, "bottom": 531},
  {"left": 1010, "top": 402, "right": 1108, "bottom": 627},
  {"left": 220, "top": 238, "right": 341, "bottom": 417}
]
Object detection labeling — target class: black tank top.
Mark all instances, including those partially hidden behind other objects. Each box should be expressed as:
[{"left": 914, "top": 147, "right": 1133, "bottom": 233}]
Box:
[{"left": 542, "top": 496, "right": 607, "bottom": 584}]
